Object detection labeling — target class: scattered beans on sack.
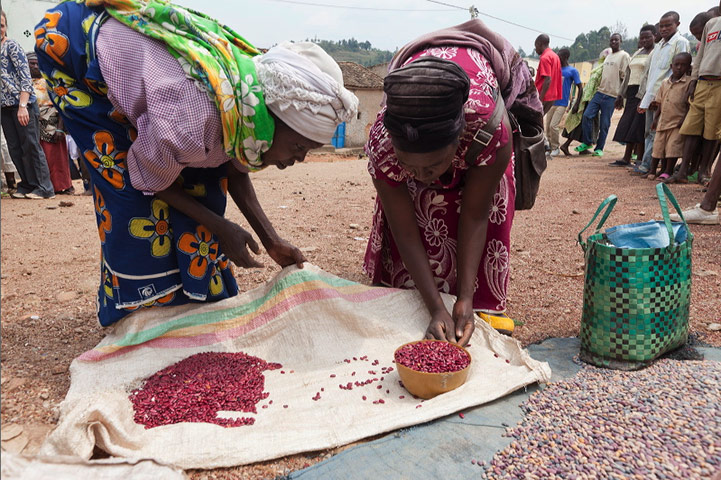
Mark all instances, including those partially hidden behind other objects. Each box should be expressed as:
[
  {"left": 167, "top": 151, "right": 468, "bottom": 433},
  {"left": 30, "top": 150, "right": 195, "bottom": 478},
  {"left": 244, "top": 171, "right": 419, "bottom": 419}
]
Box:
[
  {"left": 129, "top": 351, "right": 281, "bottom": 429},
  {"left": 394, "top": 341, "right": 470, "bottom": 373},
  {"left": 479, "top": 360, "right": 721, "bottom": 479}
]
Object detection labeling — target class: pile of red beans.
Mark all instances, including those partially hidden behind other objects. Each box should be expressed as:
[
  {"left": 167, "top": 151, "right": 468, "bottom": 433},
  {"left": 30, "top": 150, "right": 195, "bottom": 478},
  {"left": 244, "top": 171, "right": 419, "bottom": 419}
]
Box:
[
  {"left": 394, "top": 341, "right": 470, "bottom": 373},
  {"left": 129, "top": 351, "right": 281, "bottom": 429}
]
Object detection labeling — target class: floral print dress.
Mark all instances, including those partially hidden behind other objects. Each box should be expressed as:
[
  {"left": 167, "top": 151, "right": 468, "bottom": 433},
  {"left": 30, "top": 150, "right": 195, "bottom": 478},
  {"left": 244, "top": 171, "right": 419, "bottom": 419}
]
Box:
[
  {"left": 34, "top": 2, "right": 237, "bottom": 326},
  {"left": 363, "top": 46, "right": 515, "bottom": 313}
]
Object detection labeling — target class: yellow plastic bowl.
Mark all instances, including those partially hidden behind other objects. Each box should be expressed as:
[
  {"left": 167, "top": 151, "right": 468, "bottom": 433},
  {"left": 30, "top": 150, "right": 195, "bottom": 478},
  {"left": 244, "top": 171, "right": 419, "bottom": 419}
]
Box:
[{"left": 394, "top": 340, "right": 472, "bottom": 400}]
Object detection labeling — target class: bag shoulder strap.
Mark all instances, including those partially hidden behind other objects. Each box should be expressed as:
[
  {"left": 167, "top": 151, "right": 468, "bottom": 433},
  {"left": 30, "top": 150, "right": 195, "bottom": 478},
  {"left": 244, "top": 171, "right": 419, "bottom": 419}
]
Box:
[
  {"left": 464, "top": 88, "right": 505, "bottom": 166},
  {"left": 577, "top": 195, "right": 618, "bottom": 251},
  {"left": 656, "top": 183, "right": 692, "bottom": 251}
]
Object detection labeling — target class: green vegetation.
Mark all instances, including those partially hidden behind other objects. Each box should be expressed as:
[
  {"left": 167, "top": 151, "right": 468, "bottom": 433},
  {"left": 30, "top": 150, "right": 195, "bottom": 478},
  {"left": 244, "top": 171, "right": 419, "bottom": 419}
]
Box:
[
  {"left": 545, "top": 23, "right": 697, "bottom": 63},
  {"left": 317, "top": 26, "right": 696, "bottom": 68},
  {"left": 305, "top": 38, "right": 395, "bottom": 67},
  {"left": 559, "top": 26, "right": 639, "bottom": 63}
]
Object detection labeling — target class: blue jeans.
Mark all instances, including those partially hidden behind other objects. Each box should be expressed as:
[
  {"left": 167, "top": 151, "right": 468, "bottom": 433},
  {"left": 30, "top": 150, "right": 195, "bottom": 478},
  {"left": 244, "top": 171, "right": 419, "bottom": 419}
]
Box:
[
  {"left": 637, "top": 110, "right": 655, "bottom": 173},
  {"left": 582, "top": 92, "right": 616, "bottom": 151}
]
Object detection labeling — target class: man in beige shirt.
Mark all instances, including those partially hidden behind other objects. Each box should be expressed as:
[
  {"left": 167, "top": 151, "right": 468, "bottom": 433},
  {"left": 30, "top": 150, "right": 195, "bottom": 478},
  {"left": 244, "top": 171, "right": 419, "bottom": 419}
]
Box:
[{"left": 575, "top": 33, "right": 631, "bottom": 156}]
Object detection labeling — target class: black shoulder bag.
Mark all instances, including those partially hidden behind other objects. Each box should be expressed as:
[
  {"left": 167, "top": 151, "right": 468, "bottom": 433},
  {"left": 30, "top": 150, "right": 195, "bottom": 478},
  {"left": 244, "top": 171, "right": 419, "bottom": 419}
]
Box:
[{"left": 464, "top": 89, "right": 546, "bottom": 210}]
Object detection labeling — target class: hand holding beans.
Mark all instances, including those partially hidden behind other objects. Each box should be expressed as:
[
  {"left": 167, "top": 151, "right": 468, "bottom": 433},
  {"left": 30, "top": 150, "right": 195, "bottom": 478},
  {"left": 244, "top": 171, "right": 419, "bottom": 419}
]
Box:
[
  {"left": 425, "top": 308, "right": 457, "bottom": 343},
  {"left": 451, "top": 298, "right": 475, "bottom": 347},
  {"left": 423, "top": 300, "right": 474, "bottom": 347}
]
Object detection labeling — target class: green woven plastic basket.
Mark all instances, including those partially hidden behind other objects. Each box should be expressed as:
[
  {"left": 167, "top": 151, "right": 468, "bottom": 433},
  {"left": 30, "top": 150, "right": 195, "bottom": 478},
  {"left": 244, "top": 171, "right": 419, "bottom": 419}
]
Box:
[{"left": 577, "top": 183, "right": 693, "bottom": 370}]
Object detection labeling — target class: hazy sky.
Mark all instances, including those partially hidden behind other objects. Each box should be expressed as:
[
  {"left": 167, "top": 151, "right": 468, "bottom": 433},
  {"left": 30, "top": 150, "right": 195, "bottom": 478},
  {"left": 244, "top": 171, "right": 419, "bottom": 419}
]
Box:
[{"left": 182, "top": 0, "right": 711, "bottom": 54}]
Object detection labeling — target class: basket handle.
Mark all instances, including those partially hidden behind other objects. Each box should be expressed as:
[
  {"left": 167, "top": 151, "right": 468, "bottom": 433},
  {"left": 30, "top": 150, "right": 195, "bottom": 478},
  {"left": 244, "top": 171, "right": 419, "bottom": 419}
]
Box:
[
  {"left": 656, "top": 183, "right": 689, "bottom": 250},
  {"left": 577, "top": 194, "right": 618, "bottom": 250}
]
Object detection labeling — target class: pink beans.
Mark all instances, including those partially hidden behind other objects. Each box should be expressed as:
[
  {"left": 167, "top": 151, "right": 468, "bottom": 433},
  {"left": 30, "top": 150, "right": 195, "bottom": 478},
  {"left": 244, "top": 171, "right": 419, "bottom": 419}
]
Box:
[
  {"left": 394, "top": 341, "right": 470, "bottom": 373},
  {"left": 129, "top": 351, "right": 281, "bottom": 429}
]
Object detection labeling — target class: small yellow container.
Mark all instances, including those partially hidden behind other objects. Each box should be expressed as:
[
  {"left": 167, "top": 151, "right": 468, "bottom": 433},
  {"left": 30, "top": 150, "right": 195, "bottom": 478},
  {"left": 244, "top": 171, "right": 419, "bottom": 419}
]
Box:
[{"left": 394, "top": 340, "right": 472, "bottom": 399}]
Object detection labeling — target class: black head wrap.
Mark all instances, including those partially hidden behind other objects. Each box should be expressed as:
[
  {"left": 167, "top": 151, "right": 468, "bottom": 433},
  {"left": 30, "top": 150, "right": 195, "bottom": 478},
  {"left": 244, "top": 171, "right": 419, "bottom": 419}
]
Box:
[{"left": 383, "top": 56, "right": 470, "bottom": 153}]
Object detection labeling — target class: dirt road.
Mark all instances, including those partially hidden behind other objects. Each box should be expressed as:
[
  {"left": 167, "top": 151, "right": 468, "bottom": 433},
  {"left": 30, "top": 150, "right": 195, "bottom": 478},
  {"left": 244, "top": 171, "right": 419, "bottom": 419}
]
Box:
[{"left": 1, "top": 141, "right": 719, "bottom": 477}]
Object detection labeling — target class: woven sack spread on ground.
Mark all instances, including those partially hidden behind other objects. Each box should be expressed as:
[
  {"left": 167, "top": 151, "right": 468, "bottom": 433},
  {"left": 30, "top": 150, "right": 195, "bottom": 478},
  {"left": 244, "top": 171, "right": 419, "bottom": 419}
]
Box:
[
  {"left": 577, "top": 183, "right": 693, "bottom": 371},
  {"left": 0, "top": 452, "right": 187, "bottom": 480},
  {"left": 40, "top": 264, "right": 550, "bottom": 469}
]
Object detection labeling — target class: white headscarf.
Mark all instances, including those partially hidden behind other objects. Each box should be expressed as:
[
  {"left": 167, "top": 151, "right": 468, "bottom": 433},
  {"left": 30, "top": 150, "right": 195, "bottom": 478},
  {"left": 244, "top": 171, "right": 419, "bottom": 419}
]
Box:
[{"left": 254, "top": 42, "right": 359, "bottom": 144}]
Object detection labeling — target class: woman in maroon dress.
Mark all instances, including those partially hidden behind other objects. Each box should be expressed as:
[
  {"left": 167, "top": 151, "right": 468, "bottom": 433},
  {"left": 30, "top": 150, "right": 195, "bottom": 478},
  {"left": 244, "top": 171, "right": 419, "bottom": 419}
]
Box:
[{"left": 363, "top": 50, "right": 515, "bottom": 346}]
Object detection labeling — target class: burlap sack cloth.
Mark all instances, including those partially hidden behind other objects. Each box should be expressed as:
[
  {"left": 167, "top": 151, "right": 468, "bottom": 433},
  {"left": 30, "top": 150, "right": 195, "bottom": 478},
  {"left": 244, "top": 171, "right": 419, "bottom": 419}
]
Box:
[
  {"left": 40, "top": 265, "right": 551, "bottom": 469},
  {"left": 0, "top": 452, "right": 187, "bottom": 479}
]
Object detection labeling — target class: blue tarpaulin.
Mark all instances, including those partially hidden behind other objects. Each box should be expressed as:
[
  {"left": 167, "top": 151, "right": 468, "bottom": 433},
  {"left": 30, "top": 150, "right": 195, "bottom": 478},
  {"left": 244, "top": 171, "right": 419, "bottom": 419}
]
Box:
[{"left": 290, "top": 338, "right": 721, "bottom": 480}]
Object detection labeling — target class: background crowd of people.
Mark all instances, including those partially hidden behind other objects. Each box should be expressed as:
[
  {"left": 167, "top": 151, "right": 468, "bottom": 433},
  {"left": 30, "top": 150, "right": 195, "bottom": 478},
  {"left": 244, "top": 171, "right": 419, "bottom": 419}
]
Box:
[
  {"left": 1, "top": 10, "right": 90, "bottom": 199},
  {"left": 534, "top": 5, "right": 721, "bottom": 224}
]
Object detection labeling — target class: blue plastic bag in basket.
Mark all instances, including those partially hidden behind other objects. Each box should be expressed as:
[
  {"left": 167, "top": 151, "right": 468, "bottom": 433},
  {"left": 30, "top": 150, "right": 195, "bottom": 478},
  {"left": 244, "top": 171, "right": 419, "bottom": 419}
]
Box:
[{"left": 605, "top": 221, "right": 688, "bottom": 248}]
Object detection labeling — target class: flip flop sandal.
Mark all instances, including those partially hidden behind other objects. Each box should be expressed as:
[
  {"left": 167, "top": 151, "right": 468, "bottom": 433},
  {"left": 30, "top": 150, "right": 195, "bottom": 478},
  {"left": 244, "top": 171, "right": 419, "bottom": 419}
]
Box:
[
  {"left": 574, "top": 143, "right": 592, "bottom": 153},
  {"left": 476, "top": 312, "right": 515, "bottom": 336},
  {"left": 664, "top": 175, "right": 687, "bottom": 184},
  {"left": 658, "top": 173, "right": 670, "bottom": 180}
]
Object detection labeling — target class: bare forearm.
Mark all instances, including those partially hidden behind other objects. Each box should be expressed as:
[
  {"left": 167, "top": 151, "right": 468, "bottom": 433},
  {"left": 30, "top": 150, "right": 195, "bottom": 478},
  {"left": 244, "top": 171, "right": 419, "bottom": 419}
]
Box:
[
  {"left": 457, "top": 116, "right": 512, "bottom": 301},
  {"left": 374, "top": 179, "right": 446, "bottom": 315},
  {"left": 155, "top": 182, "right": 227, "bottom": 234},
  {"left": 456, "top": 213, "right": 489, "bottom": 301},
  {"left": 399, "top": 238, "right": 447, "bottom": 315},
  {"left": 574, "top": 86, "right": 584, "bottom": 108},
  {"left": 226, "top": 165, "right": 278, "bottom": 247},
  {"left": 539, "top": 76, "right": 551, "bottom": 101},
  {"left": 619, "top": 66, "right": 631, "bottom": 98},
  {"left": 19, "top": 91, "right": 30, "bottom": 105}
]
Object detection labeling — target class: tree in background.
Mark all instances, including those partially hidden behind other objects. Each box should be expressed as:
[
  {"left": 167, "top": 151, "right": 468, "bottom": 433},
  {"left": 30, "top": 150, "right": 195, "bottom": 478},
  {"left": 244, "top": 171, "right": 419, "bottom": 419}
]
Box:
[
  {"left": 307, "top": 38, "right": 395, "bottom": 67},
  {"left": 567, "top": 26, "right": 612, "bottom": 62},
  {"left": 683, "top": 33, "right": 700, "bottom": 54},
  {"left": 551, "top": 23, "right": 649, "bottom": 63},
  {"left": 545, "top": 20, "right": 701, "bottom": 64},
  {"left": 611, "top": 21, "right": 629, "bottom": 42}
]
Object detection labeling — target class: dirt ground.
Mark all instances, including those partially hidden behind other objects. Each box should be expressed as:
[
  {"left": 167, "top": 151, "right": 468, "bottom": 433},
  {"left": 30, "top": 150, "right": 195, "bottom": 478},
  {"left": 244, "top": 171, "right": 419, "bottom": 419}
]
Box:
[{"left": 1, "top": 119, "right": 720, "bottom": 477}]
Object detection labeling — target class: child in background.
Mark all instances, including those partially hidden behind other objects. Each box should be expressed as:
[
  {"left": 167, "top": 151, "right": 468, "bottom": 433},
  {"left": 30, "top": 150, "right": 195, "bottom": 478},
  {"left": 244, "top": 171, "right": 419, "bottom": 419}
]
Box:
[
  {"left": 647, "top": 53, "right": 693, "bottom": 180},
  {"left": 668, "top": 5, "right": 721, "bottom": 186}
]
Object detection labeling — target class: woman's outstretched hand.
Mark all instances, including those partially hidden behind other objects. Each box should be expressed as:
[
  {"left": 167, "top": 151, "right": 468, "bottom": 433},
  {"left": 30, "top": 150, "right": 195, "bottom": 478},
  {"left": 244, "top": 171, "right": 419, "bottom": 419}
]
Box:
[
  {"left": 452, "top": 298, "right": 475, "bottom": 346},
  {"left": 424, "top": 300, "right": 474, "bottom": 346},
  {"left": 217, "top": 222, "right": 263, "bottom": 268},
  {"left": 425, "top": 308, "right": 457, "bottom": 343},
  {"left": 266, "top": 238, "right": 306, "bottom": 269}
]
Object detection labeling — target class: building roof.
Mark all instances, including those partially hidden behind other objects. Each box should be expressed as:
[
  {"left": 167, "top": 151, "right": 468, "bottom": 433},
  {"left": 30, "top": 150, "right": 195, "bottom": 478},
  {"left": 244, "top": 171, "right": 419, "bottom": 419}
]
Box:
[{"left": 338, "top": 62, "right": 384, "bottom": 90}]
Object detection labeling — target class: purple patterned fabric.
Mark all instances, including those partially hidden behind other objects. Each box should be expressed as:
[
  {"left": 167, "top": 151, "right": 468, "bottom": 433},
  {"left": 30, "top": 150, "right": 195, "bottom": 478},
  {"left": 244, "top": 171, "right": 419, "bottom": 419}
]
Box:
[
  {"left": 96, "top": 18, "right": 246, "bottom": 194},
  {"left": 364, "top": 47, "right": 515, "bottom": 312},
  {"left": 388, "top": 19, "right": 543, "bottom": 129}
]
